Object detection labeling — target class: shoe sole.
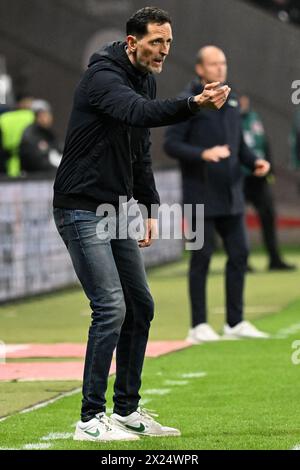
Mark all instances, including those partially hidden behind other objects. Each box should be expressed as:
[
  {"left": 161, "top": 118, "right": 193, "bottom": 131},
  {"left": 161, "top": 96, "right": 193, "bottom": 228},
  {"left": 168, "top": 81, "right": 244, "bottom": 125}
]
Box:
[
  {"left": 140, "top": 431, "right": 181, "bottom": 437},
  {"left": 111, "top": 430, "right": 181, "bottom": 437},
  {"left": 222, "top": 334, "right": 269, "bottom": 340},
  {"left": 110, "top": 420, "right": 181, "bottom": 437},
  {"left": 74, "top": 430, "right": 139, "bottom": 442}
]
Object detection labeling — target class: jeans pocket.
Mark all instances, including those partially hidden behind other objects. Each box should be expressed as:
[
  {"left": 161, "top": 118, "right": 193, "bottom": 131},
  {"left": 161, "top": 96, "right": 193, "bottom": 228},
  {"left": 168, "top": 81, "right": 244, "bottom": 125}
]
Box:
[{"left": 53, "top": 208, "right": 65, "bottom": 230}]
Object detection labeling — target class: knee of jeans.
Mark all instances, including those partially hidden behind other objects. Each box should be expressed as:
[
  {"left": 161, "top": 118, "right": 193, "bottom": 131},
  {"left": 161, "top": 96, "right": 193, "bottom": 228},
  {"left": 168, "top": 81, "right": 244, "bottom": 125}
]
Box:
[
  {"left": 145, "top": 293, "right": 155, "bottom": 323},
  {"left": 91, "top": 292, "right": 126, "bottom": 330},
  {"left": 114, "top": 296, "right": 127, "bottom": 328},
  {"left": 135, "top": 294, "right": 154, "bottom": 331}
]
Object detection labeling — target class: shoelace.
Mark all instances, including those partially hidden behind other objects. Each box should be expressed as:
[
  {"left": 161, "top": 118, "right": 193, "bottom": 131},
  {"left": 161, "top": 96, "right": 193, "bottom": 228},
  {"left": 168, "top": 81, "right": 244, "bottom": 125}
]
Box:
[
  {"left": 137, "top": 406, "right": 159, "bottom": 422},
  {"left": 97, "top": 413, "right": 113, "bottom": 432}
]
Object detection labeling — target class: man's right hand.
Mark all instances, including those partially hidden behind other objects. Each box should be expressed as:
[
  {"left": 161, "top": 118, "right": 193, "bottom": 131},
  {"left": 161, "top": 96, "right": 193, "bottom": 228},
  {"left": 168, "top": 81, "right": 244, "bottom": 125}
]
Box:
[
  {"left": 194, "top": 82, "right": 231, "bottom": 110},
  {"left": 201, "top": 145, "right": 231, "bottom": 162}
]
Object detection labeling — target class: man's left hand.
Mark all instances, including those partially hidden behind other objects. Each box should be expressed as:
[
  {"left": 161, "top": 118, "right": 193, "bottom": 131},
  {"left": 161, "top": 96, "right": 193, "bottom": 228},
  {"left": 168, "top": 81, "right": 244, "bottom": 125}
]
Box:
[
  {"left": 253, "top": 159, "right": 270, "bottom": 177},
  {"left": 138, "top": 218, "right": 158, "bottom": 248}
]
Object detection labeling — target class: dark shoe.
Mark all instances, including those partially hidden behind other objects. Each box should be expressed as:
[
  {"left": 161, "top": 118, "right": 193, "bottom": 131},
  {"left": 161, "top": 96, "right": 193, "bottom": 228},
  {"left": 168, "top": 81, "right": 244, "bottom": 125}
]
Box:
[{"left": 269, "top": 260, "right": 297, "bottom": 271}]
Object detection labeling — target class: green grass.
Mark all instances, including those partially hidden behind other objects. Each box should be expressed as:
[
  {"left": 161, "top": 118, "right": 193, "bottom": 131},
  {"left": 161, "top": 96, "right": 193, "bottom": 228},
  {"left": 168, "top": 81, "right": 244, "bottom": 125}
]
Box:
[
  {"left": 0, "top": 250, "right": 299, "bottom": 343},
  {"left": 0, "top": 248, "right": 300, "bottom": 449},
  {"left": 0, "top": 382, "right": 80, "bottom": 418},
  {"left": 1, "top": 300, "right": 300, "bottom": 449}
]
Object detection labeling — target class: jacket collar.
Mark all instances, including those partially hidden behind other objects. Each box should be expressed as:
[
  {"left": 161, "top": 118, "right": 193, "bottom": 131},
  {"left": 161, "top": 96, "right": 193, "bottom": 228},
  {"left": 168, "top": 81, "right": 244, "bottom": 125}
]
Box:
[{"left": 88, "top": 41, "right": 149, "bottom": 82}]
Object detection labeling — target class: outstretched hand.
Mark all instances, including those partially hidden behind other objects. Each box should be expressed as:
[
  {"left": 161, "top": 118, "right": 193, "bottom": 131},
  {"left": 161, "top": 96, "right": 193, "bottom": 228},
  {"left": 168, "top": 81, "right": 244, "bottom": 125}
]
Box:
[{"left": 194, "top": 82, "right": 231, "bottom": 110}]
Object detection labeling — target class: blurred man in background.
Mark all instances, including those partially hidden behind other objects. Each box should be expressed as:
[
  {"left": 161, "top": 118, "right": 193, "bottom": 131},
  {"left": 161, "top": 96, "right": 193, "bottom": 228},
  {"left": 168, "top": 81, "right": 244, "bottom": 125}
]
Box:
[
  {"left": 0, "top": 94, "right": 34, "bottom": 177},
  {"left": 240, "top": 94, "right": 295, "bottom": 271},
  {"left": 164, "top": 46, "right": 270, "bottom": 344},
  {"left": 20, "top": 99, "right": 61, "bottom": 175},
  {"left": 290, "top": 109, "right": 300, "bottom": 197},
  {"left": 291, "top": 110, "right": 300, "bottom": 170}
]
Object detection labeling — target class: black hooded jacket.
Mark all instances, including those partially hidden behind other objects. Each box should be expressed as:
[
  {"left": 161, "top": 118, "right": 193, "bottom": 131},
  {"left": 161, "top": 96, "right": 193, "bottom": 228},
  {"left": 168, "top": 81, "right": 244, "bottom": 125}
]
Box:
[
  {"left": 53, "top": 41, "right": 197, "bottom": 216},
  {"left": 164, "top": 78, "right": 257, "bottom": 217}
]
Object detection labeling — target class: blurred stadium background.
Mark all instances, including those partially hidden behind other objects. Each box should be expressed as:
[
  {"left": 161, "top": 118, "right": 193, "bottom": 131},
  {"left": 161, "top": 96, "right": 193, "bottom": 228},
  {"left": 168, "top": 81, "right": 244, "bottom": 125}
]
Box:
[
  {"left": 0, "top": 0, "right": 300, "bottom": 301},
  {"left": 0, "top": 0, "right": 300, "bottom": 450}
]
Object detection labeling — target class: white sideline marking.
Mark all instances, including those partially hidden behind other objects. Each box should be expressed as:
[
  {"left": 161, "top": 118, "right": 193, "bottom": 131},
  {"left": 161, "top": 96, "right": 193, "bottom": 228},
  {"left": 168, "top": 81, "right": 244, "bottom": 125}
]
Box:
[
  {"left": 40, "top": 432, "right": 73, "bottom": 441},
  {"left": 20, "top": 388, "right": 81, "bottom": 414},
  {"left": 140, "top": 398, "right": 152, "bottom": 406},
  {"left": 292, "top": 444, "right": 300, "bottom": 450},
  {"left": 143, "top": 388, "right": 171, "bottom": 396},
  {"left": 2, "top": 344, "right": 30, "bottom": 353},
  {"left": 164, "top": 380, "right": 189, "bottom": 386},
  {"left": 23, "top": 443, "right": 52, "bottom": 450},
  {"left": 0, "top": 387, "right": 81, "bottom": 423},
  {"left": 180, "top": 372, "right": 207, "bottom": 379},
  {"left": 275, "top": 323, "right": 300, "bottom": 339}
]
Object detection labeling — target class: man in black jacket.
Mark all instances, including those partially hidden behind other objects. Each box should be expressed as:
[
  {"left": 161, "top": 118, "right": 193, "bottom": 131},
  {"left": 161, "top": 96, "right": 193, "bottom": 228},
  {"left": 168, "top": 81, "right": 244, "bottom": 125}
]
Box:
[
  {"left": 53, "top": 8, "right": 230, "bottom": 442},
  {"left": 164, "top": 45, "right": 270, "bottom": 344},
  {"left": 20, "top": 100, "right": 61, "bottom": 175}
]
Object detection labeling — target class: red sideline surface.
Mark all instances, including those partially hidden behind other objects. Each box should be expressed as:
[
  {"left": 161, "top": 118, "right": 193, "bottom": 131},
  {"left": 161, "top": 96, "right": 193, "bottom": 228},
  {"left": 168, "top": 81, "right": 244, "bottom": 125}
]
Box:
[
  {"left": 0, "top": 362, "right": 116, "bottom": 381},
  {"left": 246, "top": 213, "right": 300, "bottom": 229},
  {"left": 0, "top": 341, "right": 190, "bottom": 381},
  {"left": 4, "top": 341, "right": 189, "bottom": 359}
]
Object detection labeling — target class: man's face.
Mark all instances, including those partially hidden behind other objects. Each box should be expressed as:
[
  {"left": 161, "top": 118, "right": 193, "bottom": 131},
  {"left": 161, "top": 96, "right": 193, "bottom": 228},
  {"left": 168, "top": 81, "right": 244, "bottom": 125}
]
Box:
[
  {"left": 196, "top": 48, "right": 227, "bottom": 84},
  {"left": 239, "top": 95, "right": 250, "bottom": 113},
  {"left": 128, "top": 22, "right": 173, "bottom": 74},
  {"left": 18, "top": 98, "right": 34, "bottom": 109},
  {"left": 36, "top": 111, "right": 53, "bottom": 129}
]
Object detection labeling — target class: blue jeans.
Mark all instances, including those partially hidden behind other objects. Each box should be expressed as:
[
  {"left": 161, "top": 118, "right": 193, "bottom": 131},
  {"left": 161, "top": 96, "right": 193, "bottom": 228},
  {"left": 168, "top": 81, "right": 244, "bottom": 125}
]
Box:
[{"left": 53, "top": 208, "right": 154, "bottom": 421}]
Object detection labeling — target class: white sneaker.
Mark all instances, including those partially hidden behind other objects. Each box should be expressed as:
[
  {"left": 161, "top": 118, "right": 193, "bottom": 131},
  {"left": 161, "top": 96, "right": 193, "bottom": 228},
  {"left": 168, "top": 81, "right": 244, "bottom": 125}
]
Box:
[
  {"left": 74, "top": 413, "right": 140, "bottom": 441},
  {"left": 186, "top": 323, "right": 220, "bottom": 344},
  {"left": 110, "top": 407, "right": 181, "bottom": 437},
  {"left": 223, "top": 321, "right": 270, "bottom": 339}
]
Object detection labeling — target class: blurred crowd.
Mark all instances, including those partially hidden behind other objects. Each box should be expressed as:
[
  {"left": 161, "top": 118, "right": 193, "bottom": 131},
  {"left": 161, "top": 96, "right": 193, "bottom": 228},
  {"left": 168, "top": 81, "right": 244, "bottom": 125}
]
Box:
[
  {"left": 0, "top": 86, "right": 62, "bottom": 178},
  {"left": 247, "top": 0, "right": 300, "bottom": 24}
]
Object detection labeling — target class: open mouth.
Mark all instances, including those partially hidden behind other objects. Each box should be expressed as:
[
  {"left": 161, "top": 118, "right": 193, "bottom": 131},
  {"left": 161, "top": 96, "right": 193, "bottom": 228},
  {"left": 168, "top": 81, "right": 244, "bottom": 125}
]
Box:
[{"left": 153, "top": 58, "right": 163, "bottom": 65}]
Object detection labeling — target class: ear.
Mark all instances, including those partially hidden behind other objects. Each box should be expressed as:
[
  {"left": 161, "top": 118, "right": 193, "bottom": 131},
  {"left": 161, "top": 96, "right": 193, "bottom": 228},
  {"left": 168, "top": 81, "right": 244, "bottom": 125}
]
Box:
[
  {"left": 127, "top": 35, "right": 138, "bottom": 52},
  {"left": 195, "top": 63, "right": 203, "bottom": 77}
]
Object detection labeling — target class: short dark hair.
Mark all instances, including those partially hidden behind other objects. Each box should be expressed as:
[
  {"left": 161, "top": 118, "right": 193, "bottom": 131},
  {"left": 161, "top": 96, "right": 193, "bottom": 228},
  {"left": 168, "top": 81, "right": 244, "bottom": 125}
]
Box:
[{"left": 126, "top": 6, "right": 171, "bottom": 38}]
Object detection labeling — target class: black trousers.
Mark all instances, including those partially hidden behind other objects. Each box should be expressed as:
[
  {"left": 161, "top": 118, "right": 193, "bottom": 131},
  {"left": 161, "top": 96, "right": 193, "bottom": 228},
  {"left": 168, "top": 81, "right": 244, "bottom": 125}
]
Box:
[
  {"left": 244, "top": 177, "right": 281, "bottom": 264},
  {"left": 189, "top": 214, "right": 249, "bottom": 328}
]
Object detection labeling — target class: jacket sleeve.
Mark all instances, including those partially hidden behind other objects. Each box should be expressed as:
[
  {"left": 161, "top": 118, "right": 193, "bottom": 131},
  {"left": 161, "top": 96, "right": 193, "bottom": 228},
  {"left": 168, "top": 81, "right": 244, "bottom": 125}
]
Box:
[
  {"left": 132, "top": 131, "right": 160, "bottom": 219},
  {"left": 263, "top": 136, "right": 275, "bottom": 175},
  {"left": 87, "top": 68, "right": 197, "bottom": 128},
  {"left": 238, "top": 126, "right": 257, "bottom": 171},
  {"left": 163, "top": 119, "right": 206, "bottom": 162}
]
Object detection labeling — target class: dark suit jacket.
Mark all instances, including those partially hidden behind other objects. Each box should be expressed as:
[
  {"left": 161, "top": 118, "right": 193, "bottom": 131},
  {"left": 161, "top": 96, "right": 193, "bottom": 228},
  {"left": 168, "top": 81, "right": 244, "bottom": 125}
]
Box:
[{"left": 164, "top": 78, "right": 257, "bottom": 217}]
